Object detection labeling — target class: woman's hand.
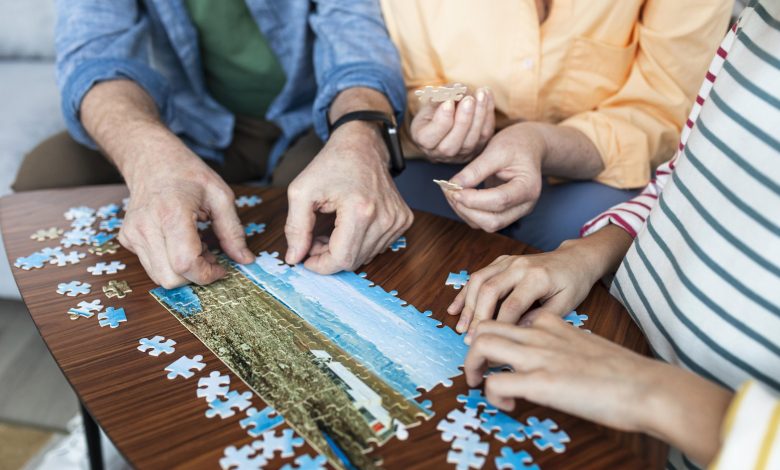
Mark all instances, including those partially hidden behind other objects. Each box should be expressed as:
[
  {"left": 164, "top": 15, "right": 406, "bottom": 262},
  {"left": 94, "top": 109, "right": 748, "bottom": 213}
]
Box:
[
  {"left": 448, "top": 225, "right": 634, "bottom": 342},
  {"left": 410, "top": 87, "right": 495, "bottom": 163},
  {"left": 465, "top": 315, "right": 734, "bottom": 466}
]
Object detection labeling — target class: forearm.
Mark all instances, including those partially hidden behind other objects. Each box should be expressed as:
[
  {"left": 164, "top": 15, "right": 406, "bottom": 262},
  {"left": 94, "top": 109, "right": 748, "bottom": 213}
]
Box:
[
  {"left": 80, "top": 79, "right": 197, "bottom": 187},
  {"left": 521, "top": 122, "right": 604, "bottom": 179},
  {"left": 558, "top": 224, "right": 633, "bottom": 282}
]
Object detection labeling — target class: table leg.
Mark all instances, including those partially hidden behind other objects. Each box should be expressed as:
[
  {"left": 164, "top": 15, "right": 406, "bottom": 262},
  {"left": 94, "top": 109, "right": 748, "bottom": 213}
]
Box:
[{"left": 80, "top": 402, "right": 104, "bottom": 470}]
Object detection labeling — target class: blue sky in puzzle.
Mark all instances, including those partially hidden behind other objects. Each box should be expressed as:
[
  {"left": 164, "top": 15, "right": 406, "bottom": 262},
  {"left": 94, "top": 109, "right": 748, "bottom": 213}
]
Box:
[
  {"left": 235, "top": 251, "right": 468, "bottom": 400},
  {"left": 151, "top": 285, "right": 202, "bottom": 317}
]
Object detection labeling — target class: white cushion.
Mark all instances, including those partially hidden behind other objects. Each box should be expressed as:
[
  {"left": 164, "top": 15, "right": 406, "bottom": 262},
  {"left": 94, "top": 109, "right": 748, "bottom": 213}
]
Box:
[{"left": 0, "top": 0, "right": 56, "bottom": 59}]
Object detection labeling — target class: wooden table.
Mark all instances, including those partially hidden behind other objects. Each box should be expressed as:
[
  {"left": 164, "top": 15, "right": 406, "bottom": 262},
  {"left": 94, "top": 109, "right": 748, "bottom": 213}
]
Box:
[{"left": 0, "top": 185, "right": 666, "bottom": 469}]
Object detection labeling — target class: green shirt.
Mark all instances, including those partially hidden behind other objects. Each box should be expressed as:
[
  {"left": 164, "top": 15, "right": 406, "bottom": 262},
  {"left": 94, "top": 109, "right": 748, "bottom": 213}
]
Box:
[{"left": 185, "top": 0, "right": 286, "bottom": 119}]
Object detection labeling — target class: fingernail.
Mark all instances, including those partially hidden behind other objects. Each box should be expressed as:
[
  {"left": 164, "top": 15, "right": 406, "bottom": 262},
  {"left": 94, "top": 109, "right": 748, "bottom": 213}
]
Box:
[
  {"left": 243, "top": 248, "right": 255, "bottom": 261},
  {"left": 476, "top": 90, "right": 485, "bottom": 102},
  {"left": 464, "top": 334, "right": 472, "bottom": 345},
  {"left": 285, "top": 249, "right": 297, "bottom": 264},
  {"left": 462, "top": 97, "right": 474, "bottom": 111},
  {"left": 442, "top": 100, "right": 455, "bottom": 112}
]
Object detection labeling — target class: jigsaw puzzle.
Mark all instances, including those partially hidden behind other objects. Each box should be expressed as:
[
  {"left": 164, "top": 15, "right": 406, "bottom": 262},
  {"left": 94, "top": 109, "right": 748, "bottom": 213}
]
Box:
[
  {"left": 89, "top": 241, "right": 120, "bottom": 256},
  {"left": 240, "top": 406, "right": 284, "bottom": 437},
  {"left": 480, "top": 411, "right": 526, "bottom": 443},
  {"left": 433, "top": 179, "right": 464, "bottom": 191},
  {"left": 103, "top": 280, "right": 132, "bottom": 298},
  {"left": 97, "top": 203, "right": 120, "bottom": 219},
  {"left": 446, "top": 270, "right": 470, "bottom": 290},
  {"left": 197, "top": 371, "right": 230, "bottom": 402},
  {"left": 138, "top": 336, "right": 176, "bottom": 356},
  {"left": 98, "top": 306, "right": 127, "bottom": 328},
  {"left": 197, "top": 221, "right": 212, "bottom": 231},
  {"left": 71, "top": 215, "right": 96, "bottom": 229},
  {"left": 236, "top": 195, "right": 262, "bottom": 207},
  {"left": 165, "top": 354, "right": 206, "bottom": 379},
  {"left": 457, "top": 390, "right": 498, "bottom": 414},
  {"left": 415, "top": 84, "right": 468, "bottom": 103},
  {"left": 252, "top": 428, "right": 304, "bottom": 459},
  {"left": 437, "top": 408, "right": 481, "bottom": 442},
  {"left": 563, "top": 311, "right": 588, "bottom": 328},
  {"left": 68, "top": 299, "right": 103, "bottom": 320},
  {"left": 281, "top": 454, "right": 327, "bottom": 470},
  {"left": 523, "top": 416, "right": 570, "bottom": 453},
  {"left": 151, "top": 252, "right": 468, "bottom": 470},
  {"left": 61, "top": 228, "right": 94, "bottom": 248},
  {"left": 219, "top": 444, "right": 267, "bottom": 470},
  {"left": 30, "top": 227, "right": 63, "bottom": 241},
  {"left": 389, "top": 236, "right": 407, "bottom": 252},
  {"left": 99, "top": 217, "right": 123, "bottom": 231},
  {"left": 87, "top": 261, "right": 126, "bottom": 276},
  {"left": 14, "top": 251, "right": 52, "bottom": 270},
  {"left": 91, "top": 232, "right": 117, "bottom": 246},
  {"left": 50, "top": 251, "right": 85, "bottom": 267},
  {"left": 206, "top": 390, "right": 253, "bottom": 419},
  {"left": 64, "top": 206, "right": 95, "bottom": 221},
  {"left": 57, "top": 281, "right": 91, "bottom": 297},
  {"left": 244, "top": 223, "right": 266, "bottom": 237},
  {"left": 495, "top": 447, "right": 539, "bottom": 470},
  {"left": 447, "top": 431, "right": 489, "bottom": 470}
]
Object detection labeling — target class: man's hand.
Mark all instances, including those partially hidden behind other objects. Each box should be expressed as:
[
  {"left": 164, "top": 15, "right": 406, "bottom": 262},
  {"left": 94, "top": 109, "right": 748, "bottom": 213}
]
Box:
[
  {"left": 410, "top": 87, "right": 495, "bottom": 163},
  {"left": 284, "top": 120, "right": 413, "bottom": 273},
  {"left": 81, "top": 80, "right": 254, "bottom": 288}
]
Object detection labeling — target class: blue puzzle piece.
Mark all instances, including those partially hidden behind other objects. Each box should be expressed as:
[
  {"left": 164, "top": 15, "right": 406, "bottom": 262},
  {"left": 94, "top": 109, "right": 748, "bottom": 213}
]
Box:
[
  {"left": 480, "top": 411, "right": 526, "bottom": 442},
  {"left": 563, "top": 311, "right": 589, "bottom": 328},
  {"left": 220, "top": 444, "right": 267, "bottom": 470},
  {"left": 91, "top": 232, "right": 116, "bottom": 246},
  {"left": 446, "top": 270, "right": 470, "bottom": 289},
  {"left": 57, "top": 280, "right": 91, "bottom": 297},
  {"left": 495, "top": 447, "right": 539, "bottom": 470},
  {"left": 99, "top": 217, "right": 123, "bottom": 231},
  {"left": 98, "top": 306, "right": 127, "bottom": 328},
  {"left": 244, "top": 223, "right": 266, "bottom": 236},
  {"left": 207, "top": 390, "right": 253, "bottom": 419},
  {"left": 457, "top": 389, "right": 498, "bottom": 414},
  {"left": 97, "top": 203, "right": 120, "bottom": 219},
  {"left": 165, "top": 354, "right": 205, "bottom": 379},
  {"left": 251, "top": 428, "right": 304, "bottom": 459},
  {"left": 390, "top": 236, "right": 407, "bottom": 252},
  {"left": 137, "top": 336, "right": 176, "bottom": 356},
  {"left": 447, "top": 432, "right": 489, "bottom": 470},
  {"left": 235, "top": 195, "right": 263, "bottom": 207},
  {"left": 240, "top": 406, "right": 283, "bottom": 436},
  {"left": 14, "top": 251, "right": 51, "bottom": 270},
  {"left": 280, "top": 454, "right": 327, "bottom": 470},
  {"left": 524, "top": 416, "right": 570, "bottom": 453}
]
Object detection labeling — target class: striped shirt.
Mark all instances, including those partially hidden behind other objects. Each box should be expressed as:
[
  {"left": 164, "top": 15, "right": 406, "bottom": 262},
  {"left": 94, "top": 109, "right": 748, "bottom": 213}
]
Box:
[{"left": 582, "top": 2, "right": 780, "bottom": 468}]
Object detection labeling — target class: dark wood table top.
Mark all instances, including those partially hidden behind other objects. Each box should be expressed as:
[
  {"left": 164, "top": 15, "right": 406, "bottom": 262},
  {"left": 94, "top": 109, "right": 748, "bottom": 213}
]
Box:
[{"left": 0, "top": 185, "right": 666, "bottom": 469}]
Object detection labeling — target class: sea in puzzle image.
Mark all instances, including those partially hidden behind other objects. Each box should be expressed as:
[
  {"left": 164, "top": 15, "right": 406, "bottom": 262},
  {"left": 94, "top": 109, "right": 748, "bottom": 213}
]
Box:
[{"left": 151, "top": 251, "right": 468, "bottom": 470}]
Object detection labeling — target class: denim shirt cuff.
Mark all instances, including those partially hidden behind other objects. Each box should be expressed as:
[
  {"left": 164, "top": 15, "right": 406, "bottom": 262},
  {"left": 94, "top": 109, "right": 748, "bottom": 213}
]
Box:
[
  {"left": 312, "top": 62, "right": 407, "bottom": 141},
  {"left": 61, "top": 58, "right": 172, "bottom": 149}
]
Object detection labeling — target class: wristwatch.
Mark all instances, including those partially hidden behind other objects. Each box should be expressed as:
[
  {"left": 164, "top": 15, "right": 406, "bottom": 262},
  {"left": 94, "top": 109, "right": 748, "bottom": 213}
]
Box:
[{"left": 328, "top": 110, "right": 406, "bottom": 176}]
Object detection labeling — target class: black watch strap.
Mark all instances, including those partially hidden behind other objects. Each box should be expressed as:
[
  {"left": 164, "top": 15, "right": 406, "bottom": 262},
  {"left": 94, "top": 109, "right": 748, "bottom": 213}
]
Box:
[{"left": 328, "top": 110, "right": 406, "bottom": 176}]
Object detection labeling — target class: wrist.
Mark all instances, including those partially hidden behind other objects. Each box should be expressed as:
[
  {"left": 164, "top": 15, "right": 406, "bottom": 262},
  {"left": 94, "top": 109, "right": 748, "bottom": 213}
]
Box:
[
  {"left": 503, "top": 122, "right": 547, "bottom": 170},
  {"left": 330, "top": 120, "right": 391, "bottom": 167}
]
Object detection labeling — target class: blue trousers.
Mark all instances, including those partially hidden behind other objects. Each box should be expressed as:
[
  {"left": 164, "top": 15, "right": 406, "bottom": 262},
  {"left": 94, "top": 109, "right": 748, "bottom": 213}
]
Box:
[{"left": 393, "top": 160, "right": 640, "bottom": 252}]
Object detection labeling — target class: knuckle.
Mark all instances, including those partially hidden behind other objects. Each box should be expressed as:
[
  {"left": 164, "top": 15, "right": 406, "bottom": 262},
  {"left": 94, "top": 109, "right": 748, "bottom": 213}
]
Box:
[
  {"left": 160, "top": 276, "right": 182, "bottom": 290},
  {"left": 354, "top": 200, "right": 377, "bottom": 221}
]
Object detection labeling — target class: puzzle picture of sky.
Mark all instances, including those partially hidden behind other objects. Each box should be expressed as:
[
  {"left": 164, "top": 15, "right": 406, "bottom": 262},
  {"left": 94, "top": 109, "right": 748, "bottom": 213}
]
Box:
[{"left": 151, "top": 252, "right": 467, "bottom": 470}]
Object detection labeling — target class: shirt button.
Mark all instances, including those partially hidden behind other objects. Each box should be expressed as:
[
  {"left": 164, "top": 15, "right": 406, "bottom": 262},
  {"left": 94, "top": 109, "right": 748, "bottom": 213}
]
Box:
[{"left": 521, "top": 58, "right": 535, "bottom": 70}]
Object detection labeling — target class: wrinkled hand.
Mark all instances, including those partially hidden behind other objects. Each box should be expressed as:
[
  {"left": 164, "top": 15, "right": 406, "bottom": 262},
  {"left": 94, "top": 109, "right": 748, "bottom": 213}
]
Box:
[
  {"left": 465, "top": 314, "right": 660, "bottom": 432},
  {"left": 120, "top": 151, "right": 254, "bottom": 289},
  {"left": 448, "top": 243, "right": 599, "bottom": 342},
  {"left": 410, "top": 87, "right": 495, "bottom": 164},
  {"left": 284, "top": 122, "right": 413, "bottom": 274},
  {"left": 442, "top": 123, "right": 545, "bottom": 233}
]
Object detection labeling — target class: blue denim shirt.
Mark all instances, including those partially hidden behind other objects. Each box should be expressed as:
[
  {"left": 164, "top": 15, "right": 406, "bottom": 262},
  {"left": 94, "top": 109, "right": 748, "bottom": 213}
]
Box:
[{"left": 54, "top": 0, "right": 406, "bottom": 173}]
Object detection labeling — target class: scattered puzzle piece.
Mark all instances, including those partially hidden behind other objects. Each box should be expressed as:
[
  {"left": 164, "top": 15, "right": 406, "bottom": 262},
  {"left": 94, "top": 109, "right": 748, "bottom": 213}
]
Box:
[
  {"left": 64, "top": 206, "right": 94, "bottom": 221},
  {"left": 480, "top": 412, "right": 526, "bottom": 443},
  {"left": 91, "top": 232, "right": 117, "bottom": 246},
  {"left": 280, "top": 454, "right": 327, "bottom": 470},
  {"left": 197, "top": 220, "right": 212, "bottom": 231},
  {"left": 103, "top": 280, "right": 132, "bottom": 298},
  {"left": 71, "top": 215, "right": 96, "bottom": 229},
  {"left": 40, "top": 246, "right": 63, "bottom": 258},
  {"left": 207, "top": 390, "right": 253, "bottom": 419},
  {"left": 14, "top": 252, "right": 51, "bottom": 270},
  {"left": 137, "top": 335, "right": 176, "bottom": 356},
  {"left": 244, "top": 223, "right": 266, "bottom": 237},
  {"left": 235, "top": 195, "right": 262, "bottom": 207},
  {"left": 89, "top": 241, "right": 120, "bottom": 256},
  {"left": 523, "top": 416, "right": 570, "bottom": 453},
  {"left": 495, "top": 447, "right": 539, "bottom": 470},
  {"left": 457, "top": 389, "right": 498, "bottom": 414},
  {"left": 240, "top": 406, "right": 283, "bottom": 436},
  {"left": 87, "top": 261, "right": 126, "bottom": 276},
  {"left": 390, "top": 236, "right": 407, "bottom": 252},
  {"left": 251, "top": 428, "right": 304, "bottom": 459},
  {"left": 99, "top": 217, "right": 123, "bottom": 231},
  {"left": 197, "top": 371, "right": 230, "bottom": 402},
  {"left": 67, "top": 299, "right": 103, "bottom": 320},
  {"left": 219, "top": 444, "right": 267, "bottom": 470},
  {"left": 30, "top": 227, "right": 63, "bottom": 242},
  {"left": 57, "top": 281, "right": 91, "bottom": 297},
  {"left": 98, "top": 306, "right": 127, "bottom": 328},
  {"left": 165, "top": 354, "right": 206, "bottom": 379},
  {"left": 50, "top": 251, "right": 85, "bottom": 267},
  {"left": 447, "top": 431, "right": 489, "bottom": 470},
  {"left": 415, "top": 83, "right": 468, "bottom": 102},
  {"left": 433, "top": 179, "right": 464, "bottom": 191},
  {"left": 61, "top": 229, "right": 94, "bottom": 248},
  {"left": 122, "top": 198, "right": 130, "bottom": 211},
  {"left": 563, "top": 311, "right": 589, "bottom": 328},
  {"left": 97, "top": 203, "right": 121, "bottom": 219},
  {"left": 446, "top": 270, "right": 470, "bottom": 290},
  {"left": 437, "top": 408, "right": 481, "bottom": 442}
]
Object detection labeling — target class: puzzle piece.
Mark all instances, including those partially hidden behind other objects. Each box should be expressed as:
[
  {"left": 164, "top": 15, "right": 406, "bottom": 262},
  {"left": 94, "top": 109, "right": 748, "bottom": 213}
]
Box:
[
  {"left": 89, "top": 241, "right": 120, "bottom": 256},
  {"left": 71, "top": 215, "right": 96, "bottom": 229},
  {"left": 57, "top": 281, "right": 91, "bottom": 297},
  {"left": 447, "top": 431, "right": 489, "bottom": 470},
  {"left": 30, "top": 227, "right": 63, "bottom": 242},
  {"left": 446, "top": 270, "right": 470, "bottom": 290},
  {"left": 244, "top": 223, "right": 266, "bottom": 237},
  {"left": 165, "top": 354, "right": 206, "bottom": 379},
  {"left": 98, "top": 306, "right": 127, "bottom": 328},
  {"left": 67, "top": 299, "right": 103, "bottom": 320},
  {"left": 251, "top": 428, "right": 304, "bottom": 459},
  {"left": 280, "top": 454, "right": 327, "bottom": 470},
  {"left": 197, "top": 220, "right": 212, "bottom": 231},
  {"left": 64, "top": 206, "right": 94, "bottom": 221},
  {"left": 14, "top": 252, "right": 51, "bottom": 270},
  {"left": 197, "top": 371, "right": 230, "bottom": 402},
  {"left": 415, "top": 83, "right": 468, "bottom": 103},
  {"left": 91, "top": 232, "right": 117, "bottom": 246},
  {"left": 480, "top": 412, "right": 526, "bottom": 443},
  {"left": 97, "top": 203, "right": 121, "bottom": 219},
  {"left": 87, "top": 261, "right": 126, "bottom": 275},
  {"left": 61, "top": 229, "right": 94, "bottom": 248},
  {"left": 433, "top": 179, "right": 464, "bottom": 191},
  {"left": 219, "top": 444, "right": 267, "bottom": 470},
  {"left": 40, "top": 246, "right": 63, "bottom": 257},
  {"left": 495, "top": 447, "right": 539, "bottom": 470},
  {"left": 239, "top": 406, "right": 283, "bottom": 436},
  {"left": 390, "top": 236, "right": 407, "bottom": 252},
  {"left": 437, "top": 408, "right": 481, "bottom": 442},
  {"left": 563, "top": 311, "right": 589, "bottom": 328},
  {"left": 207, "top": 390, "right": 253, "bottom": 419},
  {"left": 235, "top": 195, "right": 262, "bottom": 207},
  {"left": 457, "top": 389, "right": 498, "bottom": 414},
  {"left": 122, "top": 197, "right": 130, "bottom": 211},
  {"left": 103, "top": 280, "right": 132, "bottom": 298},
  {"left": 523, "top": 416, "right": 570, "bottom": 453},
  {"left": 50, "top": 251, "right": 85, "bottom": 267},
  {"left": 137, "top": 335, "right": 176, "bottom": 356},
  {"left": 99, "top": 217, "right": 123, "bottom": 231}
]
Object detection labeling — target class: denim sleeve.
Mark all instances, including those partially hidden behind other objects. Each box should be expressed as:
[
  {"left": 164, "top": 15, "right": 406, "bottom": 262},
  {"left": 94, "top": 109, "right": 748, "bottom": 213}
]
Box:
[
  {"left": 55, "top": 0, "right": 172, "bottom": 148},
  {"left": 309, "top": 0, "right": 407, "bottom": 140}
]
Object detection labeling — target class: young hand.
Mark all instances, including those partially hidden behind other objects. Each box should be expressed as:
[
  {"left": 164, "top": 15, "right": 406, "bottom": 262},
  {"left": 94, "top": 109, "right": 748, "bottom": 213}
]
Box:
[{"left": 410, "top": 87, "right": 495, "bottom": 163}]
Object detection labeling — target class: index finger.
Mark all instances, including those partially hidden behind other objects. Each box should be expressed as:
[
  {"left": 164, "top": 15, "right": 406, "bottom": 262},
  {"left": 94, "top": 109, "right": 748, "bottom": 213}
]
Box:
[
  {"left": 163, "top": 211, "right": 225, "bottom": 285},
  {"left": 304, "top": 204, "right": 367, "bottom": 274}
]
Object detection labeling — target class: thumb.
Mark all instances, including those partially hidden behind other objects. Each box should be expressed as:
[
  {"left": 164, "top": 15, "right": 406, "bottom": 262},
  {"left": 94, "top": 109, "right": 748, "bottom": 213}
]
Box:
[{"left": 450, "top": 147, "right": 504, "bottom": 188}]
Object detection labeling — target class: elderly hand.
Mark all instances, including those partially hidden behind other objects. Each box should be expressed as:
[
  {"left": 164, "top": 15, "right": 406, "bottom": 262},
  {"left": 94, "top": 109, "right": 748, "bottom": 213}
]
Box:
[{"left": 410, "top": 87, "right": 495, "bottom": 164}]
